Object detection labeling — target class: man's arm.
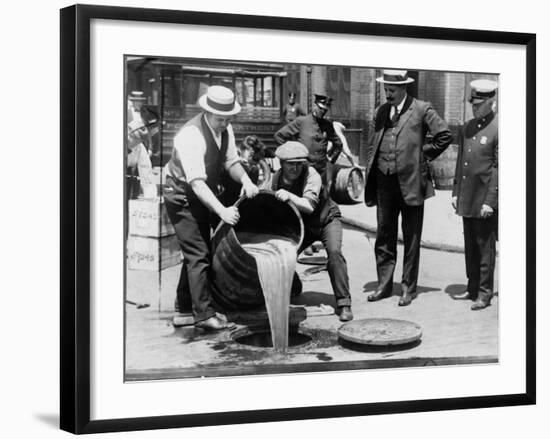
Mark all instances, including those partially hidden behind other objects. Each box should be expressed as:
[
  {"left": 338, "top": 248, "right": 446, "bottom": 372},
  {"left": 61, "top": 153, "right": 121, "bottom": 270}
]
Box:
[
  {"left": 227, "top": 162, "right": 260, "bottom": 198},
  {"left": 274, "top": 119, "right": 301, "bottom": 145},
  {"left": 275, "top": 167, "right": 321, "bottom": 215},
  {"left": 326, "top": 122, "right": 343, "bottom": 163},
  {"left": 421, "top": 104, "right": 453, "bottom": 161},
  {"left": 190, "top": 179, "right": 240, "bottom": 225},
  {"left": 484, "top": 136, "right": 498, "bottom": 209}
]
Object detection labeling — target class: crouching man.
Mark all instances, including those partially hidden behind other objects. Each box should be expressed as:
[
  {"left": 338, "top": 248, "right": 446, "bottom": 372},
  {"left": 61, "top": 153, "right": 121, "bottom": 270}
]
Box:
[{"left": 270, "top": 141, "right": 353, "bottom": 322}]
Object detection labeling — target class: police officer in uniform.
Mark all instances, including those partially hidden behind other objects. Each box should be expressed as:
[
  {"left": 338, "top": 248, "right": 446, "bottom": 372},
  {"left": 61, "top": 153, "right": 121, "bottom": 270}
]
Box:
[
  {"left": 275, "top": 94, "right": 343, "bottom": 184},
  {"left": 452, "top": 79, "right": 498, "bottom": 311}
]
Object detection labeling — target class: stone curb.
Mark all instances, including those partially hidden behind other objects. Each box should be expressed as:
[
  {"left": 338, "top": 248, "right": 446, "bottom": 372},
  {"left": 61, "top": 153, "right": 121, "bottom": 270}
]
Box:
[{"left": 340, "top": 216, "right": 465, "bottom": 254}]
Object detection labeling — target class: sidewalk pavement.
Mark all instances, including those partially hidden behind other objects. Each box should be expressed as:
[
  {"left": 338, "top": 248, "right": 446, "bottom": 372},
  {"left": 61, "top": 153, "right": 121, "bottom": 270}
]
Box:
[{"left": 339, "top": 189, "right": 465, "bottom": 253}]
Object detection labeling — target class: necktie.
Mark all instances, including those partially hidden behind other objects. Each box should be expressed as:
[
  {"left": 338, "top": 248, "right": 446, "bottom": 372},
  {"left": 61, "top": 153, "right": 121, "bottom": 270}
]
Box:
[{"left": 391, "top": 105, "right": 400, "bottom": 125}]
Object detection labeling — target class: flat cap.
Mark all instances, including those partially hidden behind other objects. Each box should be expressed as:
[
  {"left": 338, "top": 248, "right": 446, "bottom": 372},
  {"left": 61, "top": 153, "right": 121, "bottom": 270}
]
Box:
[
  {"left": 469, "top": 79, "right": 498, "bottom": 103},
  {"left": 275, "top": 141, "right": 309, "bottom": 162}
]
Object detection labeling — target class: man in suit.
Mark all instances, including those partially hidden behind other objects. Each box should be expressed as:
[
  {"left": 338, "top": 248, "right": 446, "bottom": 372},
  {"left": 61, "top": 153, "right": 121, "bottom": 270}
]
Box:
[
  {"left": 452, "top": 79, "right": 498, "bottom": 311},
  {"left": 364, "top": 70, "right": 452, "bottom": 306},
  {"left": 163, "top": 85, "right": 259, "bottom": 331}
]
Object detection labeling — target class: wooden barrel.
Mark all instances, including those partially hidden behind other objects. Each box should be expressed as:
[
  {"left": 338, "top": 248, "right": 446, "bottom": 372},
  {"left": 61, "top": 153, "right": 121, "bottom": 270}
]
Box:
[
  {"left": 430, "top": 143, "right": 458, "bottom": 190},
  {"left": 331, "top": 165, "right": 365, "bottom": 204},
  {"left": 210, "top": 190, "right": 304, "bottom": 310}
]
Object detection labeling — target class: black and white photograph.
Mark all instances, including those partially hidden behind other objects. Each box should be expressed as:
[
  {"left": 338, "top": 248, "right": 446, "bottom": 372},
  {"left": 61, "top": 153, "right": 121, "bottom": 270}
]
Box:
[
  {"left": 53, "top": 2, "right": 537, "bottom": 435},
  {"left": 124, "top": 56, "right": 500, "bottom": 381}
]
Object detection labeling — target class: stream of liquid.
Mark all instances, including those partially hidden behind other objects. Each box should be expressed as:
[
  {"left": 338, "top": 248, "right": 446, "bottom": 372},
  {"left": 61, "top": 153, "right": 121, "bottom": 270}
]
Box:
[{"left": 237, "top": 232, "right": 297, "bottom": 352}]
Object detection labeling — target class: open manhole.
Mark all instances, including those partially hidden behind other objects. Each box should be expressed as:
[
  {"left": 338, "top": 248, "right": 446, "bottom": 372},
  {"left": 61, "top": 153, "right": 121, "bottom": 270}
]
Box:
[{"left": 234, "top": 330, "right": 312, "bottom": 348}]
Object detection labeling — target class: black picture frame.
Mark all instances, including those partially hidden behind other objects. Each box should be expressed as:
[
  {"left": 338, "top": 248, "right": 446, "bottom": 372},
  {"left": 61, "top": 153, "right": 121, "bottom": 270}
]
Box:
[{"left": 60, "top": 4, "right": 536, "bottom": 434}]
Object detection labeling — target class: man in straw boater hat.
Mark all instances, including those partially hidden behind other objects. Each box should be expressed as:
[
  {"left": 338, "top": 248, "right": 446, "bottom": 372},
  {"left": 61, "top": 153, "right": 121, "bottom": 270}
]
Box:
[
  {"left": 452, "top": 79, "right": 498, "bottom": 310},
  {"left": 270, "top": 141, "right": 353, "bottom": 321},
  {"left": 164, "top": 85, "right": 259, "bottom": 331},
  {"left": 364, "top": 69, "right": 452, "bottom": 306}
]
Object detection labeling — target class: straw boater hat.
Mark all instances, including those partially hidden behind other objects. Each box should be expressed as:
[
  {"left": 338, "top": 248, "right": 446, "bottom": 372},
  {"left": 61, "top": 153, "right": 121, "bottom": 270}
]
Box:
[
  {"left": 376, "top": 69, "right": 415, "bottom": 85},
  {"left": 468, "top": 79, "right": 498, "bottom": 103},
  {"left": 276, "top": 141, "right": 309, "bottom": 162},
  {"left": 199, "top": 85, "right": 241, "bottom": 116},
  {"left": 128, "top": 90, "right": 146, "bottom": 102}
]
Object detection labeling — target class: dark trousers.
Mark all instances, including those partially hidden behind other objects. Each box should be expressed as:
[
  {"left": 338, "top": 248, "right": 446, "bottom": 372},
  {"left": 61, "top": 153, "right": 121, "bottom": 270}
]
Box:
[
  {"left": 163, "top": 183, "right": 217, "bottom": 323},
  {"left": 463, "top": 216, "right": 497, "bottom": 298},
  {"left": 297, "top": 218, "right": 351, "bottom": 307},
  {"left": 375, "top": 169, "right": 424, "bottom": 295}
]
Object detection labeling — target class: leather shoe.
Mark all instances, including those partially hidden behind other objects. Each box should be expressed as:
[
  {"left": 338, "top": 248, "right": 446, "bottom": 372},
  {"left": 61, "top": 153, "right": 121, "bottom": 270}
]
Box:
[
  {"left": 367, "top": 290, "right": 390, "bottom": 302},
  {"left": 453, "top": 291, "right": 475, "bottom": 301},
  {"left": 398, "top": 292, "right": 414, "bottom": 307},
  {"left": 471, "top": 295, "right": 491, "bottom": 311},
  {"left": 337, "top": 306, "right": 353, "bottom": 322},
  {"left": 195, "top": 315, "right": 236, "bottom": 331}
]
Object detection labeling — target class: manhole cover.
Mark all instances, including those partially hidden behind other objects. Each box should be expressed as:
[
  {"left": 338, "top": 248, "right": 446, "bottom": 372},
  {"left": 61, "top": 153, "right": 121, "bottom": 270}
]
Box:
[
  {"left": 234, "top": 331, "right": 312, "bottom": 348},
  {"left": 338, "top": 318, "right": 422, "bottom": 346}
]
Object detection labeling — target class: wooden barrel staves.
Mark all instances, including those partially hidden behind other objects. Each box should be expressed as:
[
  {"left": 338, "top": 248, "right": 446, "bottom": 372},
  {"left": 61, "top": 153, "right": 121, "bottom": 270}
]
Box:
[
  {"left": 429, "top": 143, "right": 458, "bottom": 190},
  {"left": 331, "top": 165, "right": 365, "bottom": 204},
  {"left": 210, "top": 190, "right": 304, "bottom": 310}
]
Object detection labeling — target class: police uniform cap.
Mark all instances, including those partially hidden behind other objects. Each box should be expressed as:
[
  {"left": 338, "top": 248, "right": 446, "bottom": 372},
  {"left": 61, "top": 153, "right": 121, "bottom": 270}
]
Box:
[
  {"left": 276, "top": 141, "right": 309, "bottom": 162},
  {"left": 469, "top": 79, "right": 498, "bottom": 103},
  {"left": 314, "top": 94, "right": 331, "bottom": 110}
]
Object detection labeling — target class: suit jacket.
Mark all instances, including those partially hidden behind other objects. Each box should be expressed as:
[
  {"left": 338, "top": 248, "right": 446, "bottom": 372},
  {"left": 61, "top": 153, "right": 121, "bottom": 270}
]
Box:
[
  {"left": 452, "top": 112, "right": 498, "bottom": 217},
  {"left": 274, "top": 114, "right": 342, "bottom": 175},
  {"left": 364, "top": 96, "right": 453, "bottom": 206}
]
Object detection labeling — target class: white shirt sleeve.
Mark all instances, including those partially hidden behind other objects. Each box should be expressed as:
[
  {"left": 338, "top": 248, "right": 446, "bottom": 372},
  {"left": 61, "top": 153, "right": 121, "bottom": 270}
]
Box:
[
  {"left": 172, "top": 123, "right": 240, "bottom": 183},
  {"left": 173, "top": 125, "right": 207, "bottom": 183},
  {"left": 224, "top": 124, "right": 240, "bottom": 171}
]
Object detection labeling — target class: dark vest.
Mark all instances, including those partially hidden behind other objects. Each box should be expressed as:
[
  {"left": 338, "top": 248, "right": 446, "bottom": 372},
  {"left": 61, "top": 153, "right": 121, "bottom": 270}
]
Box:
[
  {"left": 271, "top": 166, "right": 340, "bottom": 230},
  {"left": 377, "top": 127, "right": 398, "bottom": 174},
  {"left": 167, "top": 113, "right": 228, "bottom": 202},
  {"left": 376, "top": 104, "right": 402, "bottom": 174}
]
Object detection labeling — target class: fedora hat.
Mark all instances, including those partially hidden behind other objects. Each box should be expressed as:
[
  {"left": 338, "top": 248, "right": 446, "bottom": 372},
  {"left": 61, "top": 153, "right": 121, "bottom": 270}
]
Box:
[
  {"left": 376, "top": 69, "right": 415, "bottom": 85},
  {"left": 199, "top": 85, "right": 241, "bottom": 116}
]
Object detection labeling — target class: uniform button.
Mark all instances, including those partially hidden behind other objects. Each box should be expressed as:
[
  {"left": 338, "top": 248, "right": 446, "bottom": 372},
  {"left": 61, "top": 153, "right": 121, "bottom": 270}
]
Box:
[
  {"left": 465, "top": 162, "right": 468, "bottom": 166},
  {"left": 463, "top": 176, "right": 466, "bottom": 179},
  {"left": 473, "top": 136, "right": 476, "bottom": 140},
  {"left": 468, "top": 149, "right": 471, "bottom": 152},
  {"left": 478, "top": 124, "right": 482, "bottom": 128}
]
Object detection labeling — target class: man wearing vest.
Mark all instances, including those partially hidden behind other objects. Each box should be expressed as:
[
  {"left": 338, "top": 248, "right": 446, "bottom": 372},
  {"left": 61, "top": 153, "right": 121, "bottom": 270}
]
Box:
[
  {"left": 452, "top": 79, "right": 498, "bottom": 311},
  {"left": 164, "top": 86, "right": 259, "bottom": 331},
  {"left": 271, "top": 141, "right": 353, "bottom": 322},
  {"left": 364, "top": 70, "right": 452, "bottom": 306}
]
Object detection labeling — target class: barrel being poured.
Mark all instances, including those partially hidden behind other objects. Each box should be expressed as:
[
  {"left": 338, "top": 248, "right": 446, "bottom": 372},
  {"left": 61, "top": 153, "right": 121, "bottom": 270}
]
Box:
[{"left": 211, "top": 191, "right": 304, "bottom": 351}]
